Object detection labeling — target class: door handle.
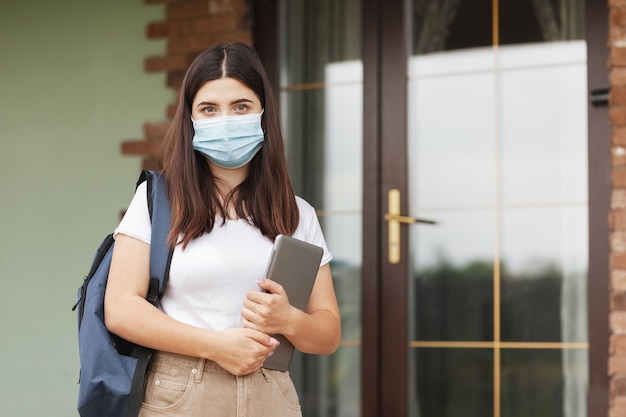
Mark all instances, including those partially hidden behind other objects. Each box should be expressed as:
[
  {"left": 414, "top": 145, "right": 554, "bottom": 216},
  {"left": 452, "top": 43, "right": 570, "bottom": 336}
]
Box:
[{"left": 385, "top": 189, "right": 437, "bottom": 264}]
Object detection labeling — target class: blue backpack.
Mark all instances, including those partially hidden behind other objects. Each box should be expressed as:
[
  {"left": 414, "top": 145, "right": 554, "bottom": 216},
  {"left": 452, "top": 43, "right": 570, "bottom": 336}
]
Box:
[{"left": 73, "top": 170, "right": 172, "bottom": 417}]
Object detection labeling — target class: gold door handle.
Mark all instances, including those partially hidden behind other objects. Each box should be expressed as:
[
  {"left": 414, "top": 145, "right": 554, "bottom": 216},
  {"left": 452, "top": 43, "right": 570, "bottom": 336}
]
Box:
[{"left": 385, "top": 189, "right": 437, "bottom": 264}]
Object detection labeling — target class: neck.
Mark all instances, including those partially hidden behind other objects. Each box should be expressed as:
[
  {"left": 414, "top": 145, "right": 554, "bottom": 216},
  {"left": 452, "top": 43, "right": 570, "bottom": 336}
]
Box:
[{"left": 208, "top": 161, "right": 249, "bottom": 194}]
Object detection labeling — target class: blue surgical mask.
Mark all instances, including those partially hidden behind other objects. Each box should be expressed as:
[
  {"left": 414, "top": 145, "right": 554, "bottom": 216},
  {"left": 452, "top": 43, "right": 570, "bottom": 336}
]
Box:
[{"left": 191, "top": 111, "right": 264, "bottom": 169}]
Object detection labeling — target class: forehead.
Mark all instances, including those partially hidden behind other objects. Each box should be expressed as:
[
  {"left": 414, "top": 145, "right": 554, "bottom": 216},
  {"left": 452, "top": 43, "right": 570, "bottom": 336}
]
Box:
[{"left": 193, "top": 77, "right": 259, "bottom": 104}]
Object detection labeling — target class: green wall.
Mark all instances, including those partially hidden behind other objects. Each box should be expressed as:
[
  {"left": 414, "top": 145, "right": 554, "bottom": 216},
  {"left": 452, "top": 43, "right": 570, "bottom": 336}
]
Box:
[{"left": 0, "top": 1, "right": 171, "bottom": 415}]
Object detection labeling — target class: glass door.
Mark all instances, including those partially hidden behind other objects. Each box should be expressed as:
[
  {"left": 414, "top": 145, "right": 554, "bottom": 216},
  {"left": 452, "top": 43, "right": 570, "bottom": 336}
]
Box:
[
  {"left": 278, "top": 1, "right": 363, "bottom": 416},
  {"left": 406, "top": 0, "right": 589, "bottom": 416},
  {"left": 259, "top": 0, "right": 593, "bottom": 416}
]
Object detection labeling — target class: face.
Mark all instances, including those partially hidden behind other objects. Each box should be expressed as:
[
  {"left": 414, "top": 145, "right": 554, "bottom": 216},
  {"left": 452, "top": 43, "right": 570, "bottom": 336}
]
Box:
[{"left": 191, "top": 77, "right": 262, "bottom": 120}]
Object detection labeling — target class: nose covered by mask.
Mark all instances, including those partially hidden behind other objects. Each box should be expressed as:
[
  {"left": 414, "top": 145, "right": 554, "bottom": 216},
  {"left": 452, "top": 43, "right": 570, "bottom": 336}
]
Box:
[{"left": 191, "top": 111, "right": 264, "bottom": 169}]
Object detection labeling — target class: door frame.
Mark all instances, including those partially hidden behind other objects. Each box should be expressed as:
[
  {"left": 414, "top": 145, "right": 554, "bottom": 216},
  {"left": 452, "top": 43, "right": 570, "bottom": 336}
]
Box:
[
  {"left": 361, "top": 0, "right": 409, "bottom": 416},
  {"left": 253, "top": 0, "right": 610, "bottom": 415},
  {"left": 586, "top": 0, "right": 610, "bottom": 416}
]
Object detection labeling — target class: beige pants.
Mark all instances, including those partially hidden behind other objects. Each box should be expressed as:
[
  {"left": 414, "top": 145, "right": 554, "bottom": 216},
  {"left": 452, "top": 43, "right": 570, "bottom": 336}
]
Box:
[{"left": 138, "top": 351, "right": 302, "bottom": 417}]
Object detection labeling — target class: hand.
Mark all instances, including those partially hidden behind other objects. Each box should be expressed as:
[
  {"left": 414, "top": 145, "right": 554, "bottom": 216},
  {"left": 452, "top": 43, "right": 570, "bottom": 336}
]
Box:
[
  {"left": 211, "top": 328, "right": 279, "bottom": 376},
  {"left": 241, "top": 279, "right": 298, "bottom": 336}
]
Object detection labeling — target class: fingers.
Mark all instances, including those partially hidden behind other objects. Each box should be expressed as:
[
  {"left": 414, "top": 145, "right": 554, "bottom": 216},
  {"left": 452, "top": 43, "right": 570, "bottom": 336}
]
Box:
[
  {"left": 256, "top": 278, "right": 284, "bottom": 295},
  {"left": 245, "top": 329, "right": 280, "bottom": 348}
]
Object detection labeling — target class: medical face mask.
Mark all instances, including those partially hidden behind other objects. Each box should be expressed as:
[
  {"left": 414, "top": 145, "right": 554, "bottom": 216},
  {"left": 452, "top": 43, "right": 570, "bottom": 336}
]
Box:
[{"left": 191, "top": 111, "right": 264, "bottom": 169}]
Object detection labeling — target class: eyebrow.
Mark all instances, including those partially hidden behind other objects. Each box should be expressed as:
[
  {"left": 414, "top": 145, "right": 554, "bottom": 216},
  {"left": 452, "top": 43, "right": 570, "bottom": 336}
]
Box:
[{"left": 195, "top": 98, "right": 254, "bottom": 108}]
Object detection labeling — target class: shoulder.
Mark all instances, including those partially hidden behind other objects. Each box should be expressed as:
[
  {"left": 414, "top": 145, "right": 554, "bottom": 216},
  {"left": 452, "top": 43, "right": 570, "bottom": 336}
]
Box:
[{"left": 295, "top": 195, "right": 316, "bottom": 214}]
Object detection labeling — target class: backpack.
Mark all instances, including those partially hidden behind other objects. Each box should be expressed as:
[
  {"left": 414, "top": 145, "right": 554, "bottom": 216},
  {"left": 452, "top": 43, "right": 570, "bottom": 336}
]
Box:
[{"left": 73, "top": 170, "right": 173, "bottom": 417}]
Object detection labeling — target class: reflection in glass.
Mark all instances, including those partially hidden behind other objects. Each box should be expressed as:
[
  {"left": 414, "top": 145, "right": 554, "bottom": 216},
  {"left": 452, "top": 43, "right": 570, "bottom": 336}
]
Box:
[
  {"left": 410, "top": 348, "right": 494, "bottom": 417},
  {"left": 499, "top": 42, "right": 588, "bottom": 206},
  {"left": 281, "top": 1, "right": 362, "bottom": 416},
  {"left": 282, "top": 0, "right": 361, "bottom": 86},
  {"left": 501, "top": 349, "right": 587, "bottom": 417},
  {"left": 408, "top": 52, "right": 496, "bottom": 209},
  {"left": 408, "top": 1, "right": 587, "bottom": 416},
  {"left": 411, "top": 0, "right": 585, "bottom": 56},
  {"left": 410, "top": 210, "right": 495, "bottom": 342},
  {"left": 500, "top": 0, "right": 585, "bottom": 44},
  {"left": 501, "top": 206, "right": 588, "bottom": 343}
]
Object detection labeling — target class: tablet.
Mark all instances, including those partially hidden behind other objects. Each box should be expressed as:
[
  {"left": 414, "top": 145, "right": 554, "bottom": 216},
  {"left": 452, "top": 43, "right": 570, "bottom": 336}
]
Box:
[{"left": 261, "top": 234, "right": 323, "bottom": 371}]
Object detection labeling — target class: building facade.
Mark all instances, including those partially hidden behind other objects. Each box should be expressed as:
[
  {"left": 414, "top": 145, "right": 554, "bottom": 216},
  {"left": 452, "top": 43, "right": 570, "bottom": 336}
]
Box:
[{"left": 131, "top": 0, "right": 619, "bottom": 416}]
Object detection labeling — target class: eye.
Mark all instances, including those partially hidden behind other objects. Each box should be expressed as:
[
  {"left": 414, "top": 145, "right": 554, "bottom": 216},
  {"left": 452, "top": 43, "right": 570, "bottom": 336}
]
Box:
[
  {"left": 235, "top": 103, "right": 249, "bottom": 112},
  {"left": 201, "top": 106, "right": 217, "bottom": 115}
]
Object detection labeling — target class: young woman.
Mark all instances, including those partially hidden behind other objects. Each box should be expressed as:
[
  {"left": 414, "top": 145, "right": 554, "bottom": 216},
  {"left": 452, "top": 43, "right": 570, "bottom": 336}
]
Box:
[{"left": 104, "top": 42, "right": 341, "bottom": 417}]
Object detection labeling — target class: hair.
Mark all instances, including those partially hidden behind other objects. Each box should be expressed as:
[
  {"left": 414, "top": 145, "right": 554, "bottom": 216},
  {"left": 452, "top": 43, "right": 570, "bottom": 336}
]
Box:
[{"left": 160, "top": 42, "right": 299, "bottom": 248}]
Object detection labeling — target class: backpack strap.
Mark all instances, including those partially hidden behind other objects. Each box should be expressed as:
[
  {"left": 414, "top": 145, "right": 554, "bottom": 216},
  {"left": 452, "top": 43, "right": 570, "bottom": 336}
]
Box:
[
  {"left": 143, "top": 170, "right": 173, "bottom": 305},
  {"left": 126, "top": 170, "right": 172, "bottom": 417}
]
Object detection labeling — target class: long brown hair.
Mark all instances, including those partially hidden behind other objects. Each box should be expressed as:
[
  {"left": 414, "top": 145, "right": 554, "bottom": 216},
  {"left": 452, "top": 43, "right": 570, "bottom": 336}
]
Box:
[{"left": 160, "top": 42, "right": 299, "bottom": 248}]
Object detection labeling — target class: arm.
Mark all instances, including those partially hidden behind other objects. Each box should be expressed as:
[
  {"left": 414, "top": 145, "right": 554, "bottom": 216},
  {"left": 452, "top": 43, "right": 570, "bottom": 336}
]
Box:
[
  {"left": 241, "top": 263, "right": 341, "bottom": 354},
  {"left": 104, "top": 234, "right": 279, "bottom": 375}
]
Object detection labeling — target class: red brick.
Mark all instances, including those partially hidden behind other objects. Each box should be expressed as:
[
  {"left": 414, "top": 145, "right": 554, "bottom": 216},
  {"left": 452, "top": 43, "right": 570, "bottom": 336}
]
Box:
[
  {"left": 208, "top": 0, "right": 247, "bottom": 15},
  {"left": 615, "top": 145, "right": 626, "bottom": 167},
  {"left": 612, "top": 108, "right": 626, "bottom": 126},
  {"left": 613, "top": 231, "right": 626, "bottom": 252},
  {"left": 612, "top": 8, "right": 626, "bottom": 27},
  {"left": 615, "top": 291, "right": 626, "bottom": 311},
  {"left": 613, "top": 335, "right": 626, "bottom": 354},
  {"left": 613, "top": 190, "right": 626, "bottom": 209},
  {"left": 147, "top": 20, "right": 192, "bottom": 38},
  {"left": 167, "top": 34, "right": 216, "bottom": 54},
  {"left": 613, "top": 211, "right": 626, "bottom": 231},
  {"left": 615, "top": 69, "right": 626, "bottom": 89},
  {"left": 614, "top": 167, "right": 626, "bottom": 188},
  {"left": 192, "top": 15, "right": 240, "bottom": 34},
  {"left": 610, "top": 399, "right": 626, "bottom": 417},
  {"left": 615, "top": 376, "right": 626, "bottom": 397},
  {"left": 167, "top": 103, "right": 178, "bottom": 119},
  {"left": 615, "top": 270, "right": 626, "bottom": 291},
  {"left": 167, "top": 70, "right": 186, "bottom": 89},
  {"left": 615, "top": 127, "right": 626, "bottom": 146},
  {"left": 143, "top": 122, "right": 171, "bottom": 140},
  {"left": 611, "top": 168, "right": 626, "bottom": 188},
  {"left": 144, "top": 54, "right": 189, "bottom": 72},
  {"left": 120, "top": 140, "right": 161, "bottom": 156},
  {"left": 219, "top": 29, "right": 253, "bottom": 46},
  {"left": 613, "top": 25, "right": 626, "bottom": 45},
  {"left": 612, "top": 48, "right": 626, "bottom": 67},
  {"left": 612, "top": 312, "right": 626, "bottom": 335},
  {"left": 614, "top": 88, "right": 626, "bottom": 107},
  {"left": 612, "top": 252, "right": 626, "bottom": 269},
  {"left": 167, "top": 2, "right": 209, "bottom": 20},
  {"left": 612, "top": 1, "right": 626, "bottom": 9}
]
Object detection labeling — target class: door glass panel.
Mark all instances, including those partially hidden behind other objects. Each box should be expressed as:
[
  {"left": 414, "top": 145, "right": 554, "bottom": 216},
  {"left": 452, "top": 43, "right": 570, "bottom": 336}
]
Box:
[
  {"left": 408, "top": 1, "right": 587, "bottom": 417},
  {"left": 281, "top": 1, "right": 362, "bottom": 416},
  {"left": 411, "top": 348, "right": 494, "bottom": 416}
]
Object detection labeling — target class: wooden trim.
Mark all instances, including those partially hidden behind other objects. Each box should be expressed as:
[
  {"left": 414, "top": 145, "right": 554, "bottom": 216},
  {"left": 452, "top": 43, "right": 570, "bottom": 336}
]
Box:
[
  {"left": 252, "top": 0, "right": 280, "bottom": 108},
  {"left": 378, "top": 0, "right": 409, "bottom": 416},
  {"left": 361, "top": 0, "right": 383, "bottom": 415},
  {"left": 586, "top": 0, "right": 610, "bottom": 415}
]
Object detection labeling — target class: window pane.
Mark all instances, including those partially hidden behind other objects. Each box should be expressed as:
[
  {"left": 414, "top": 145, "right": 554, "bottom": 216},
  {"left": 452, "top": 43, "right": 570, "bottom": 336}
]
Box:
[
  {"left": 281, "top": 2, "right": 362, "bottom": 416},
  {"left": 410, "top": 348, "right": 494, "bottom": 417},
  {"left": 410, "top": 210, "right": 495, "bottom": 342},
  {"left": 501, "top": 349, "right": 588, "bottom": 417}
]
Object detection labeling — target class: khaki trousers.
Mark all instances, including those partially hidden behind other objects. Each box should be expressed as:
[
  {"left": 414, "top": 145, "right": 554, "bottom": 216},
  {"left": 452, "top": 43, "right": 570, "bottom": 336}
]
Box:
[{"left": 138, "top": 351, "right": 302, "bottom": 417}]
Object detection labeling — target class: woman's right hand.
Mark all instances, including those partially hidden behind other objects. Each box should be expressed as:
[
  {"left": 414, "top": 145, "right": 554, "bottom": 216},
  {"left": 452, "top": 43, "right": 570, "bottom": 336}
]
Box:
[{"left": 211, "top": 328, "right": 280, "bottom": 375}]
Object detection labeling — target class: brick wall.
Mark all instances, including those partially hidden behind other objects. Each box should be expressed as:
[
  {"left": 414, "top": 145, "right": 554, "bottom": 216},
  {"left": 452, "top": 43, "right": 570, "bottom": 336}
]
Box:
[
  {"left": 122, "top": 0, "right": 253, "bottom": 170},
  {"left": 611, "top": 0, "right": 626, "bottom": 415}
]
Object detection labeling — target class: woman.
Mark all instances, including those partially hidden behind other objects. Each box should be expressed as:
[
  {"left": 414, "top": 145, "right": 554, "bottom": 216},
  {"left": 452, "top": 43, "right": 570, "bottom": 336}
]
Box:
[{"left": 104, "top": 42, "right": 341, "bottom": 417}]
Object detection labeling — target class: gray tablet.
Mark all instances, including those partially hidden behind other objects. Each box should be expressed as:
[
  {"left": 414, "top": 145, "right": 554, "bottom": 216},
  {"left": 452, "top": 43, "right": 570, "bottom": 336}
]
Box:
[{"left": 261, "top": 234, "right": 323, "bottom": 371}]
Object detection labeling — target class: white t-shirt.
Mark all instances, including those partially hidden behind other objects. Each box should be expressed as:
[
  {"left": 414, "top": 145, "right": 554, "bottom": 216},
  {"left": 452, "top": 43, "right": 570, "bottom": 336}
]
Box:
[{"left": 114, "top": 181, "right": 332, "bottom": 331}]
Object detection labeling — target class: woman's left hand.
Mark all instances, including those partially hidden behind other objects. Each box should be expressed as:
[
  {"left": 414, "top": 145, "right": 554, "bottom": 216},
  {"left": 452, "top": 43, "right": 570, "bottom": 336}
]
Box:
[
  {"left": 241, "top": 264, "right": 341, "bottom": 355},
  {"left": 241, "top": 279, "right": 299, "bottom": 336}
]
